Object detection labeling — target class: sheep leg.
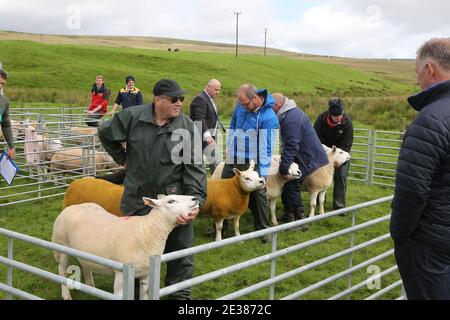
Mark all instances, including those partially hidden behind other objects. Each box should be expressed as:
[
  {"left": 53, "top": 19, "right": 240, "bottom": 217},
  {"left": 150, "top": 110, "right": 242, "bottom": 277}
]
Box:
[
  {"left": 318, "top": 191, "right": 327, "bottom": 215},
  {"left": 113, "top": 271, "right": 123, "bottom": 299},
  {"left": 56, "top": 252, "right": 72, "bottom": 300},
  {"left": 269, "top": 199, "right": 278, "bottom": 225},
  {"left": 309, "top": 190, "right": 319, "bottom": 218},
  {"left": 233, "top": 216, "right": 241, "bottom": 237},
  {"left": 140, "top": 278, "right": 149, "bottom": 300},
  {"left": 214, "top": 219, "right": 224, "bottom": 241},
  {"left": 83, "top": 269, "right": 95, "bottom": 288}
]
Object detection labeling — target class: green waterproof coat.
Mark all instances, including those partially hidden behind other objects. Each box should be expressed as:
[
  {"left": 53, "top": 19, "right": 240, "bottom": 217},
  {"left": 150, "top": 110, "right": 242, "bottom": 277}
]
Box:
[{"left": 98, "top": 103, "right": 207, "bottom": 215}]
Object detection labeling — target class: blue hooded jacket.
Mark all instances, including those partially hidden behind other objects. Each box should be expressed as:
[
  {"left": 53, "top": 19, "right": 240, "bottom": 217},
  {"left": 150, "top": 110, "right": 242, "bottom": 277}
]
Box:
[{"left": 226, "top": 89, "right": 279, "bottom": 177}]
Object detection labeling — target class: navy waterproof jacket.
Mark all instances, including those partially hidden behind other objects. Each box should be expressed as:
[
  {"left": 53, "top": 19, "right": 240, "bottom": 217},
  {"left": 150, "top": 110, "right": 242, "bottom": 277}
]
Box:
[
  {"left": 390, "top": 80, "right": 450, "bottom": 251},
  {"left": 277, "top": 98, "right": 328, "bottom": 178}
]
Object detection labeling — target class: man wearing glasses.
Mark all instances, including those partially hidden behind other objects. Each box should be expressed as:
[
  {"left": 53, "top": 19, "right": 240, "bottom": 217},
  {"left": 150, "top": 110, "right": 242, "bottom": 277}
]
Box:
[
  {"left": 222, "top": 83, "right": 279, "bottom": 243},
  {"left": 0, "top": 68, "right": 16, "bottom": 159},
  {"left": 98, "top": 79, "right": 207, "bottom": 300}
]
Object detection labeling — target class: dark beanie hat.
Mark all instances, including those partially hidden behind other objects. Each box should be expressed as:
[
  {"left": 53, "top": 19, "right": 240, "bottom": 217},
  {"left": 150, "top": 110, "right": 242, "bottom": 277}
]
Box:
[
  {"left": 328, "top": 98, "right": 344, "bottom": 116},
  {"left": 125, "top": 75, "right": 135, "bottom": 84}
]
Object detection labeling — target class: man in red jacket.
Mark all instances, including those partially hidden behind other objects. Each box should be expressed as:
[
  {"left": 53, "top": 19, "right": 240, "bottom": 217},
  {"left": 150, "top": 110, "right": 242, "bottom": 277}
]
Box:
[{"left": 86, "top": 75, "right": 110, "bottom": 127}]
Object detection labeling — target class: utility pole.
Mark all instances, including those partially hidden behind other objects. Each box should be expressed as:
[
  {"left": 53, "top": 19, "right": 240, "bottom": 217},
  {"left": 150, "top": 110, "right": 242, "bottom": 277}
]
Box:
[
  {"left": 264, "top": 27, "right": 268, "bottom": 56},
  {"left": 234, "top": 11, "right": 241, "bottom": 58}
]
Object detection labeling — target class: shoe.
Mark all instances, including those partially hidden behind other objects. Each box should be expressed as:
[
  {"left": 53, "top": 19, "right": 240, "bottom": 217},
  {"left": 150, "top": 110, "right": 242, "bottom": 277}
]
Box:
[
  {"left": 261, "top": 234, "right": 272, "bottom": 244},
  {"left": 294, "top": 208, "right": 309, "bottom": 232},
  {"left": 278, "top": 212, "right": 295, "bottom": 223}
]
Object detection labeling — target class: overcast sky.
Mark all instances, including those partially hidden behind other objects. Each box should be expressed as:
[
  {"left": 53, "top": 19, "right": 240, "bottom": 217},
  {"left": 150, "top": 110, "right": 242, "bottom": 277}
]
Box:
[{"left": 0, "top": 0, "right": 449, "bottom": 59}]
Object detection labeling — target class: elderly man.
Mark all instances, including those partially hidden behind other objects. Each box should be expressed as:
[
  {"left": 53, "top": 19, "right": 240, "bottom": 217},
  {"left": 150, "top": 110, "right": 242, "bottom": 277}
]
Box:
[
  {"left": 0, "top": 68, "right": 15, "bottom": 159},
  {"left": 189, "top": 79, "right": 225, "bottom": 174},
  {"left": 272, "top": 93, "right": 328, "bottom": 228},
  {"left": 222, "top": 83, "right": 279, "bottom": 243},
  {"left": 390, "top": 38, "right": 450, "bottom": 299},
  {"left": 98, "top": 79, "right": 207, "bottom": 300}
]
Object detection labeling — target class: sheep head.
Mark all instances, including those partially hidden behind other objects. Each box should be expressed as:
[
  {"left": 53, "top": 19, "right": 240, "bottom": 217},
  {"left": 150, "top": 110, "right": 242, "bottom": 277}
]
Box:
[
  {"left": 232, "top": 166, "right": 266, "bottom": 193},
  {"left": 329, "top": 145, "right": 351, "bottom": 168},
  {"left": 142, "top": 194, "right": 200, "bottom": 221}
]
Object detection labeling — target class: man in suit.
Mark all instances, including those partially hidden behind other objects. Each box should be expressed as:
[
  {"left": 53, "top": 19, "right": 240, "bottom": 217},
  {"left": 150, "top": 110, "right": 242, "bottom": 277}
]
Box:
[{"left": 189, "top": 79, "right": 225, "bottom": 174}]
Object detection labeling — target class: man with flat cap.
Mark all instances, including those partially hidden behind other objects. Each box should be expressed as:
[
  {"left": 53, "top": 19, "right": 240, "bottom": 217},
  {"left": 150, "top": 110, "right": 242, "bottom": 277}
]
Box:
[{"left": 98, "top": 79, "right": 207, "bottom": 300}]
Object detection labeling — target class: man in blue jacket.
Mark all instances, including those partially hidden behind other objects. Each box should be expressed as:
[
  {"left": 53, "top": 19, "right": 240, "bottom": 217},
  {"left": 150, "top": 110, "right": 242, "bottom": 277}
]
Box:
[
  {"left": 391, "top": 37, "right": 450, "bottom": 299},
  {"left": 272, "top": 93, "right": 328, "bottom": 228},
  {"left": 222, "top": 83, "right": 279, "bottom": 243}
]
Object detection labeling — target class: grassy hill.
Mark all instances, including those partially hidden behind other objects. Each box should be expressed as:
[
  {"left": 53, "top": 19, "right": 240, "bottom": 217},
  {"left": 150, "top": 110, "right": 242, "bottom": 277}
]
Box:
[{"left": 0, "top": 31, "right": 419, "bottom": 129}]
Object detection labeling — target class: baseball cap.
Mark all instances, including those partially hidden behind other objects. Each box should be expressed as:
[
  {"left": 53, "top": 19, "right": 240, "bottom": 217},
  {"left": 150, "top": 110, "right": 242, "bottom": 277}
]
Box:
[{"left": 153, "top": 79, "right": 188, "bottom": 97}]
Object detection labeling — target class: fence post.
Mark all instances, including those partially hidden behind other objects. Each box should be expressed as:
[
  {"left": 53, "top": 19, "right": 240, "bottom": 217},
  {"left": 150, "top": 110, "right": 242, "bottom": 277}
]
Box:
[
  {"left": 7, "top": 238, "right": 13, "bottom": 300},
  {"left": 122, "top": 264, "right": 135, "bottom": 300},
  {"left": 269, "top": 232, "right": 278, "bottom": 300},
  {"left": 346, "top": 210, "right": 357, "bottom": 298},
  {"left": 148, "top": 255, "right": 161, "bottom": 300},
  {"left": 370, "top": 130, "right": 376, "bottom": 186},
  {"left": 366, "top": 129, "right": 372, "bottom": 185}
]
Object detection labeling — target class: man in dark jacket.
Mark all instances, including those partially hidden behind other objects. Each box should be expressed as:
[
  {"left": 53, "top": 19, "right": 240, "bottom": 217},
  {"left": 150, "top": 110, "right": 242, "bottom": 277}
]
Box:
[
  {"left": 272, "top": 93, "right": 328, "bottom": 227},
  {"left": 109, "top": 75, "right": 144, "bottom": 116},
  {"left": 98, "top": 79, "right": 207, "bottom": 300},
  {"left": 0, "top": 68, "right": 15, "bottom": 159},
  {"left": 390, "top": 37, "right": 450, "bottom": 299},
  {"left": 189, "top": 79, "right": 225, "bottom": 174},
  {"left": 314, "top": 98, "right": 353, "bottom": 210}
]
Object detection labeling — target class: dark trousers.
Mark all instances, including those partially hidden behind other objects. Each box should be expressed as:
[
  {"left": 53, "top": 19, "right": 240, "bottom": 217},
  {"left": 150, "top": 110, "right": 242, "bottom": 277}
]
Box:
[
  {"left": 85, "top": 113, "right": 102, "bottom": 127},
  {"left": 395, "top": 240, "right": 450, "bottom": 299},
  {"left": 221, "top": 163, "right": 271, "bottom": 230},
  {"left": 133, "top": 209, "right": 194, "bottom": 300},
  {"left": 281, "top": 179, "right": 304, "bottom": 213},
  {"left": 333, "top": 161, "right": 350, "bottom": 210}
]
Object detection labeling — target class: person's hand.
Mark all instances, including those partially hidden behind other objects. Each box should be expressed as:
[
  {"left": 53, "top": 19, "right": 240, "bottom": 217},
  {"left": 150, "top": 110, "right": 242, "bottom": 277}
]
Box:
[
  {"left": 176, "top": 208, "right": 199, "bottom": 224},
  {"left": 7, "top": 148, "right": 16, "bottom": 159},
  {"left": 206, "top": 137, "right": 215, "bottom": 145}
]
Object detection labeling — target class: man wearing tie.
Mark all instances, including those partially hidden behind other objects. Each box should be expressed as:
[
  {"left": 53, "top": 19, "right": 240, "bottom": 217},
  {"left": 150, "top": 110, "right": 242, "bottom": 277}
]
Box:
[{"left": 189, "top": 79, "right": 225, "bottom": 174}]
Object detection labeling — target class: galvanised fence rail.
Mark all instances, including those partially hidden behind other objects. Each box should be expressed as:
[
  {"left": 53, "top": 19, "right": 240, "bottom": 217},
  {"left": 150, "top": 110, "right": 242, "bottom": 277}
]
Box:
[
  {"left": 147, "top": 195, "right": 404, "bottom": 300},
  {"left": 0, "top": 227, "right": 135, "bottom": 300}
]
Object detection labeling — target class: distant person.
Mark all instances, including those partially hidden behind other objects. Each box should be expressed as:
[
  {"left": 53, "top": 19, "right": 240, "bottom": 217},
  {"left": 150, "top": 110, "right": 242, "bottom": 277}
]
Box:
[
  {"left": 390, "top": 37, "right": 450, "bottom": 299},
  {"left": 272, "top": 93, "right": 328, "bottom": 228},
  {"left": 0, "top": 68, "right": 16, "bottom": 159},
  {"left": 313, "top": 98, "right": 353, "bottom": 210},
  {"left": 86, "top": 75, "right": 110, "bottom": 127},
  {"left": 109, "top": 75, "right": 144, "bottom": 117},
  {"left": 189, "top": 79, "right": 225, "bottom": 174},
  {"left": 222, "top": 83, "right": 279, "bottom": 243}
]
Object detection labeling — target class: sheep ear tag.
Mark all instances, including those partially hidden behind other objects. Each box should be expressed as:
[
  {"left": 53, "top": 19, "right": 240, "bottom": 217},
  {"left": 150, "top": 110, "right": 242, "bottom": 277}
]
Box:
[{"left": 143, "top": 197, "right": 161, "bottom": 208}]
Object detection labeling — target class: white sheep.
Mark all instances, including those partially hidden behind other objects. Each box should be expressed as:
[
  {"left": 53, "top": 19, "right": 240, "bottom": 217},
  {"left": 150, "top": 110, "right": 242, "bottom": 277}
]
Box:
[
  {"left": 304, "top": 145, "right": 351, "bottom": 217},
  {"left": 211, "top": 156, "right": 302, "bottom": 226},
  {"left": 52, "top": 194, "right": 200, "bottom": 300},
  {"left": 200, "top": 161, "right": 266, "bottom": 241},
  {"left": 50, "top": 148, "right": 118, "bottom": 173}
]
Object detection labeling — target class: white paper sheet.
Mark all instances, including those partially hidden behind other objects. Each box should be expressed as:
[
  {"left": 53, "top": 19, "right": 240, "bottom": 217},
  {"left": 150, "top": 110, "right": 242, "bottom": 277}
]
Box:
[{"left": 0, "top": 152, "right": 19, "bottom": 185}]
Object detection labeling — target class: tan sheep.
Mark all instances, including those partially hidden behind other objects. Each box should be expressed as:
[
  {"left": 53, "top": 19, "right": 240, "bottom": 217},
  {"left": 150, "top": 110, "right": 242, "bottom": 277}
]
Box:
[
  {"left": 200, "top": 161, "right": 266, "bottom": 241},
  {"left": 50, "top": 148, "right": 118, "bottom": 173},
  {"left": 211, "top": 156, "right": 301, "bottom": 226},
  {"left": 63, "top": 177, "right": 124, "bottom": 216},
  {"left": 52, "top": 194, "right": 199, "bottom": 300}
]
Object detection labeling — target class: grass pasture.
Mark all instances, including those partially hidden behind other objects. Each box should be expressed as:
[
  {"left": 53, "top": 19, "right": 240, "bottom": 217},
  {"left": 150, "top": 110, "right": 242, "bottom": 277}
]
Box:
[{"left": 0, "top": 178, "right": 399, "bottom": 300}]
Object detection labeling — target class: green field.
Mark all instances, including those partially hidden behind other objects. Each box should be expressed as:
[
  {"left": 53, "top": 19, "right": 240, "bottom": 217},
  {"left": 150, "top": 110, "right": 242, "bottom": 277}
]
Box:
[
  {"left": 0, "top": 34, "right": 408, "bottom": 300},
  {"left": 0, "top": 180, "right": 398, "bottom": 300}
]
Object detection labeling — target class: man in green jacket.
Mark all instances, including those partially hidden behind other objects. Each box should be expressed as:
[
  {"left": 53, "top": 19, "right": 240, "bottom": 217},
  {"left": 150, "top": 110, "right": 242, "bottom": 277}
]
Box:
[
  {"left": 0, "top": 68, "right": 16, "bottom": 159},
  {"left": 98, "top": 79, "right": 207, "bottom": 300}
]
